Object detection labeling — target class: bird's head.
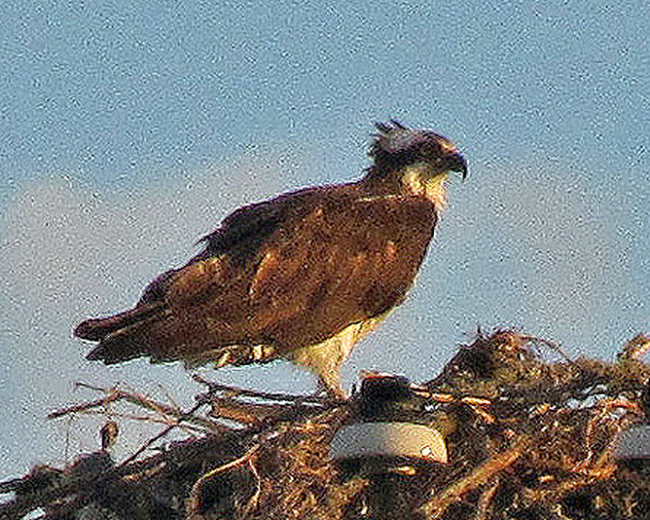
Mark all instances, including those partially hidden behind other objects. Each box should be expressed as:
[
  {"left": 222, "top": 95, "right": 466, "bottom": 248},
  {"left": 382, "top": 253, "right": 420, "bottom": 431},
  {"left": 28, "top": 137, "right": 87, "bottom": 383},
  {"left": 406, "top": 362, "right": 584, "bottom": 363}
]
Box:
[
  {"left": 370, "top": 120, "right": 467, "bottom": 180},
  {"left": 368, "top": 120, "right": 467, "bottom": 207}
]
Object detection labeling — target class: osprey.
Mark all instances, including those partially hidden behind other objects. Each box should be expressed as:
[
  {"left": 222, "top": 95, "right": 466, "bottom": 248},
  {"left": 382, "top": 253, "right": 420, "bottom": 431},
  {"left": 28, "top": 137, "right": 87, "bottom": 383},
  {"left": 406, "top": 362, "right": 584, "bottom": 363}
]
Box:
[{"left": 76, "top": 121, "right": 467, "bottom": 397}]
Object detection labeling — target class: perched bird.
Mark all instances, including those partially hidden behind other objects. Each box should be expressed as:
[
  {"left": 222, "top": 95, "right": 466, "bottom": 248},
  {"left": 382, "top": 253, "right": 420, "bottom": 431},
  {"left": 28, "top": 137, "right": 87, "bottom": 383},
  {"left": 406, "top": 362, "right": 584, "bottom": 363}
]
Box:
[{"left": 75, "top": 121, "right": 467, "bottom": 398}]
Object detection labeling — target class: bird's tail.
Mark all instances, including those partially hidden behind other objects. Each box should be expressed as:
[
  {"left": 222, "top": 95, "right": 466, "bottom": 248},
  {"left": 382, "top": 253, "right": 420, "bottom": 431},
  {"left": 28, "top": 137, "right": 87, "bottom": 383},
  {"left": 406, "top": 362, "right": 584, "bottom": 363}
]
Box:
[
  {"left": 76, "top": 300, "right": 282, "bottom": 369},
  {"left": 75, "top": 302, "right": 167, "bottom": 364}
]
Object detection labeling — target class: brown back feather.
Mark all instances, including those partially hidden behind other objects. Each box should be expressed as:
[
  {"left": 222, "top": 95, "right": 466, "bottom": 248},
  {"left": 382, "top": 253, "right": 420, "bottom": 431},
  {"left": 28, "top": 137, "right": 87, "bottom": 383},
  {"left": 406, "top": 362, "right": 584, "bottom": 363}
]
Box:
[{"left": 76, "top": 182, "right": 438, "bottom": 367}]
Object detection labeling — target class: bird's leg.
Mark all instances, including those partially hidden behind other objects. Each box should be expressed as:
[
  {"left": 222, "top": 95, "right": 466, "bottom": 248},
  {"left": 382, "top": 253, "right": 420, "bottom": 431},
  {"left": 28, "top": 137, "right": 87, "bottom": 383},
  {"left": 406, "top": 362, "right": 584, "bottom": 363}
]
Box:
[{"left": 317, "top": 372, "right": 348, "bottom": 400}]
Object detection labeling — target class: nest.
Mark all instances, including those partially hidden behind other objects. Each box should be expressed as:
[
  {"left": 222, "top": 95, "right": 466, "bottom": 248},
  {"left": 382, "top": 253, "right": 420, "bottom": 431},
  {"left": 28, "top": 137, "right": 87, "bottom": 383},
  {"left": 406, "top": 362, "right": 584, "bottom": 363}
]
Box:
[{"left": 2, "top": 330, "right": 650, "bottom": 520}]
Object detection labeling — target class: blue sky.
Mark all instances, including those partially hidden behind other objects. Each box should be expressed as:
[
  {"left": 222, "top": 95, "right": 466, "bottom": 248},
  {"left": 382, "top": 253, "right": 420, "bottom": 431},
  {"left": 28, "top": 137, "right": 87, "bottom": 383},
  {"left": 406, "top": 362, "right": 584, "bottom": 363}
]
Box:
[{"left": 1, "top": 0, "right": 649, "bottom": 480}]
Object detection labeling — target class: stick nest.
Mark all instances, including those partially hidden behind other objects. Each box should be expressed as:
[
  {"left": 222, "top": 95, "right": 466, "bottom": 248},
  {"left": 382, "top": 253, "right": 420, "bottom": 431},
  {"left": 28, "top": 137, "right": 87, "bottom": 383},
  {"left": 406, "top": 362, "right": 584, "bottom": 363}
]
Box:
[{"left": 3, "top": 330, "right": 650, "bottom": 520}]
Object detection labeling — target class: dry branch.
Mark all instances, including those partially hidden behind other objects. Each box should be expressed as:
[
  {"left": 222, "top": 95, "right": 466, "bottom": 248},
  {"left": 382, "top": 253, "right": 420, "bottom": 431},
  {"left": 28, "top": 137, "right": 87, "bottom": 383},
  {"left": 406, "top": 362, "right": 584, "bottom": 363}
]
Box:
[{"left": 2, "top": 330, "right": 650, "bottom": 520}]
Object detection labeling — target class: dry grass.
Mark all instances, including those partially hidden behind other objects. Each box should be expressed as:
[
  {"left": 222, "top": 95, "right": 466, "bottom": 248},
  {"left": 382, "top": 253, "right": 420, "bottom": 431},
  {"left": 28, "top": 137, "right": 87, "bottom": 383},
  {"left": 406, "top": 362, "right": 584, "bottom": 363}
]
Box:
[{"left": 2, "top": 330, "right": 650, "bottom": 519}]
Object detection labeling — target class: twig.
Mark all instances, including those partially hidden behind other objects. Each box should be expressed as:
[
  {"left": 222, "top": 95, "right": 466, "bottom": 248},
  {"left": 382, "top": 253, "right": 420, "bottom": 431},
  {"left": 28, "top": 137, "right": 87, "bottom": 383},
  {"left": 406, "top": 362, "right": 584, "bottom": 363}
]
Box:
[
  {"left": 192, "top": 374, "right": 332, "bottom": 404},
  {"left": 419, "top": 435, "right": 531, "bottom": 519},
  {"left": 49, "top": 384, "right": 226, "bottom": 434},
  {"left": 475, "top": 477, "right": 500, "bottom": 520},
  {"left": 119, "top": 399, "right": 207, "bottom": 467},
  {"left": 186, "top": 444, "right": 262, "bottom": 517},
  {"left": 520, "top": 333, "right": 573, "bottom": 362}
]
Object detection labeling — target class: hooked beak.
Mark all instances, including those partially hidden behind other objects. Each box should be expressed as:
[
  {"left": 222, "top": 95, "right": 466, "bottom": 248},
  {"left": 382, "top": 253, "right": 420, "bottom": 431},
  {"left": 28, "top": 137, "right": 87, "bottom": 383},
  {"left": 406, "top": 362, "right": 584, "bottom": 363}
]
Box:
[{"left": 447, "top": 152, "right": 468, "bottom": 181}]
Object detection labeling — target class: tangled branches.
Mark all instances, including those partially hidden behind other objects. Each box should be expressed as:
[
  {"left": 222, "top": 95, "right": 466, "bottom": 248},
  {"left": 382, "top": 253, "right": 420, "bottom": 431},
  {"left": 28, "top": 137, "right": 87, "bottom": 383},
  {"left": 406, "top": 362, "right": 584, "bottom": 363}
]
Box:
[{"left": 2, "top": 330, "right": 650, "bottom": 519}]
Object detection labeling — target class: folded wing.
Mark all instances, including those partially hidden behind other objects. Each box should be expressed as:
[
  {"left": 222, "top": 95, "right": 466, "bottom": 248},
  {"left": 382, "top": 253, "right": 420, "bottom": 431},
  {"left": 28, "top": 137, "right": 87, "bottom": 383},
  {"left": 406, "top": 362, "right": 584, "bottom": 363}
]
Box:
[{"left": 76, "top": 187, "right": 437, "bottom": 368}]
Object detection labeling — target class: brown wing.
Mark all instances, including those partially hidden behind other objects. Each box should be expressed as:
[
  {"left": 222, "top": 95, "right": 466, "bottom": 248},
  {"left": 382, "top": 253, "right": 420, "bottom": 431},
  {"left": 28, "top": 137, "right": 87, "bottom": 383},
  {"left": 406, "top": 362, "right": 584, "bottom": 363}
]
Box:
[
  {"left": 78, "top": 187, "right": 320, "bottom": 362},
  {"left": 242, "top": 194, "right": 438, "bottom": 352},
  {"left": 79, "top": 187, "right": 437, "bottom": 366}
]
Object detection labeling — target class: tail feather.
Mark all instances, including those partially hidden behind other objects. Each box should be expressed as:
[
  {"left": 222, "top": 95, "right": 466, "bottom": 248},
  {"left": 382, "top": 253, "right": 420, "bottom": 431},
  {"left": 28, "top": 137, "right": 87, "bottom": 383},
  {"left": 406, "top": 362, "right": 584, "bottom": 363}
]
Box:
[
  {"left": 75, "top": 303, "right": 165, "bottom": 340},
  {"left": 86, "top": 332, "right": 145, "bottom": 364},
  {"left": 75, "top": 302, "right": 167, "bottom": 364}
]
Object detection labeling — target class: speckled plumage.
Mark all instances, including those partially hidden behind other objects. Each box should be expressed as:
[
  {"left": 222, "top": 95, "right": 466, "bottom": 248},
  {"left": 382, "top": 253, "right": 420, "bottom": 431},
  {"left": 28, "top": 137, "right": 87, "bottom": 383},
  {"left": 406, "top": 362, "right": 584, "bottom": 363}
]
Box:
[{"left": 76, "top": 121, "right": 467, "bottom": 397}]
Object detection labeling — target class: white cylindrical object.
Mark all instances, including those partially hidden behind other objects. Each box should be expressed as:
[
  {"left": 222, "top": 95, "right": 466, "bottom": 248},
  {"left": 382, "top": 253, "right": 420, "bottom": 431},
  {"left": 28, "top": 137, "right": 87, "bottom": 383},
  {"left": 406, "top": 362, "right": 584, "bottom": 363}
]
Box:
[{"left": 330, "top": 422, "right": 448, "bottom": 463}]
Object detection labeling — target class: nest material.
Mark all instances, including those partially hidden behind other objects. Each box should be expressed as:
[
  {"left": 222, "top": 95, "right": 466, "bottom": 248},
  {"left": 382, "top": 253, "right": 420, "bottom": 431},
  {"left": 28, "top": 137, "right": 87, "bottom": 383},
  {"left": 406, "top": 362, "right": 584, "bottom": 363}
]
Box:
[{"left": 2, "top": 330, "right": 650, "bottom": 520}]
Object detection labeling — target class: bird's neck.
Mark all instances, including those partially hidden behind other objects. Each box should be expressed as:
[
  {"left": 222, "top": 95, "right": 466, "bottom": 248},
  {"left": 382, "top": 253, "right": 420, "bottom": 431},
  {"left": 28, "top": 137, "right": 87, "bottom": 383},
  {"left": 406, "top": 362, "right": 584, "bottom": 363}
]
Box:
[
  {"left": 363, "top": 163, "right": 449, "bottom": 211},
  {"left": 399, "top": 163, "right": 449, "bottom": 210}
]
